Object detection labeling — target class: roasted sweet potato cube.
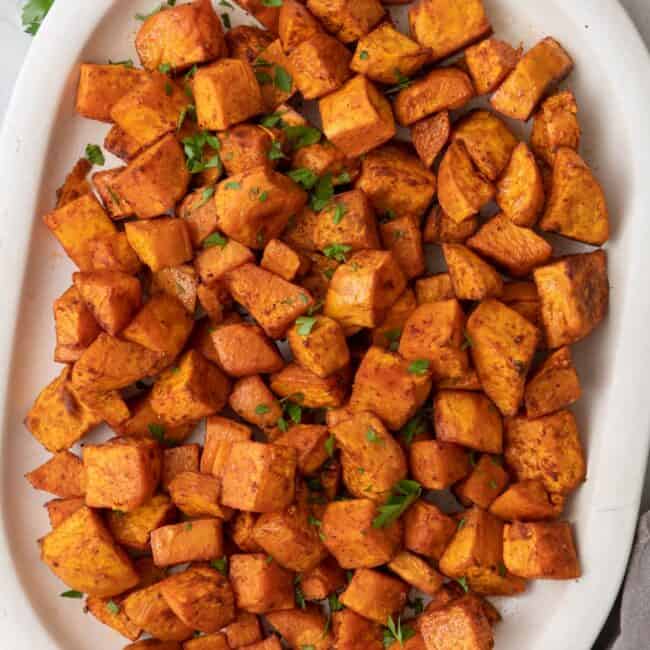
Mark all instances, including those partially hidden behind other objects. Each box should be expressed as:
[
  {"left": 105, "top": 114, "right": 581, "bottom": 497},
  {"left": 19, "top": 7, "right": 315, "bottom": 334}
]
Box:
[
  {"left": 438, "top": 141, "right": 495, "bottom": 223},
  {"left": 279, "top": 0, "right": 322, "bottom": 52},
  {"left": 219, "top": 124, "right": 272, "bottom": 177},
  {"left": 197, "top": 285, "right": 226, "bottom": 323},
  {"left": 307, "top": 0, "right": 384, "bottom": 43},
  {"left": 226, "top": 24, "right": 274, "bottom": 63},
  {"left": 340, "top": 569, "right": 408, "bottom": 623},
  {"left": 496, "top": 142, "right": 545, "bottom": 227},
  {"left": 72, "top": 334, "right": 163, "bottom": 392},
  {"left": 491, "top": 37, "right": 574, "bottom": 121},
  {"left": 211, "top": 323, "right": 283, "bottom": 377},
  {"left": 404, "top": 499, "right": 456, "bottom": 561},
  {"left": 224, "top": 612, "right": 262, "bottom": 648},
  {"left": 125, "top": 218, "right": 193, "bottom": 272},
  {"left": 351, "top": 22, "right": 431, "bottom": 84},
  {"left": 414, "top": 274, "right": 454, "bottom": 305},
  {"left": 26, "top": 450, "right": 86, "bottom": 497},
  {"left": 271, "top": 362, "right": 349, "bottom": 408},
  {"left": 388, "top": 551, "right": 444, "bottom": 596},
  {"left": 434, "top": 390, "right": 502, "bottom": 453},
  {"left": 275, "top": 425, "right": 330, "bottom": 475},
  {"left": 539, "top": 147, "right": 609, "bottom": 245},
  {"left": 489, "top": 479, "right": 562, "bottom": 521},
  {"left": 222, "top": 442, "right": 297, "bottom": 512},
  {"left": 320, "top": 75, "right": 396, "bottom": 159},
  {"left": 183, "top": 634, "right": 230, "bottom": 650},
  {"left": 85, "top": 232, "right": 143, "bottom": 274},
  {"left": 333, "top": 609, "right": 384, "bottom": 650},
  {"left": 202, "top": 416, "right": 253, "bottom": 477},
  {"left": 238, "top": 639, "right": 282, "bottom": 650},
  {"left": 162, "top": 444, "right": 200, "bottom": 490},
  {"left": 281, "top": 205, "right": 319, "bottom": 252},
  {"left": 261, "top": 239, "right": 304, "bottom": 281},
  {"left": 86, "top": 594, "right": 142, "bottom": 641},
  {"left": 467, "top": 299, "right": 540, "bottom": 415},
  {"left": 321, "top": 498, "right": 401, "bottom": 568},
  {"left": 151, "top": 350, "right": 231, "bottom": 426},
  {"left": 194, "top": 58, "right": 263, "bottom": 130},
  {"left": 152, "top": 265, "right": 198, "bottom": 314},
  {"left": 226, "top": 264, "right": 314, "bottom": 338},
  {"left": 151, "top": 519, "right": 223, "bottom": 567},
  {"left": 332, "top": 411, "right": 407, "bottom": 501},
  {"left": 350, "top": 346, "right": 431, "bottom": 430},
  {"left": 104, "top": 124, "right": 143, "bottom": 161},
  {"left": 504, "top": 521, "right": 580, "bottom": 579},
  {"left": 411, "top": 112, "right": 450, "bottom": 168},
  {"left": 465, "top": 37, "right": 521, "bottom": 95},
  {"left": 419, "top": 597, "right": 494, "bottom": 650},
  {"left": 25, "top": 367, "right": 100, "bottom": 452},
  {"left": 135, "top": 0, "right": 226, "bottom": 72},
  {"left": 124, "top": 583, "right": 194, "bottom": 641},
  {"left": 45, "top": 497, "right": 85, "bottom": 528},
  {"left": 500, "top": 281, "right": 541, "bottom": 326},
  {"left": 394, "top": 68, "right": 474, "bottom": 126},
  {"left": 531, "top": 91, "right": 580, "bottom": 166},
  {"left": 83, "top": 436, "right": 161, "bottom": 511},
  {"left": 230, "top": 511, "right": 263, "bottom": 553},
  {"left": 168, "top": 471, "right": 230, "bottom": 518},
  {"left": 229, "top": 375, "right": 283, "bottom": 430},
  {"left": 424, "top": 205, "right": 478, "bottom": 244},
  {"left": 72, "top": 271, "right": 141, "bottom": 336},
  {"left": 256, "top": 39, "right": 296, "bottom": 110},
  {"left": 287, "top": 32, "right": 352, "bottom": 100},
  {"left": 267, "top": 608, "right": 333, "bottom": 649},
  {"left": 357, "top": 145, "right": 436, "bottom": 219},
  {"left": 409, "top": 0, "right": 491, "bottom": 62},
  {"left": 43, "top": 193, "right": 116, "bottom": 270},
  {"left": 442, "top": 244, "right": 503, "bottom": 301},
  {"left": 56, "top": 158, "right": 91, "bottom": 208},
  {"left": 371, "top": 289, "right": 416, "bottom": 350},
  {"left": 325, "top": 250, "right": 406, "bottom": 329},
  {"left": 452, "top": 110, "right": 517, "bottom": 181},
  {"left": 399, "top": 301, "right": 469, "bottom": 381},
  {"left": 455, "top": 454, "right": 509, "bottom": 508},
  {"left": 114, "top": 135, "right": 190, "bottom": 219},
  {"left": 41, "top": 506, "right": 139, "bottom": 597},
  {"left": 301, "top": 557, "right": 346, "bottom": 601},
  {"left": 533, "top": 251, "right": 608, "bottom": 348},
  {"left": 107, "top": 493, "right": 175, "bottom": 550},
  {"left": 229, "top": 553, "right": 295, "bottom": 613},
  {"left": 195, "top": 238, "right": 255, "bottom": 286},
  {"left": 76, "top": 63, "right": 148, "bottom": 122},
  {"left": 410, "top": 440, "right": 470, "bottom": 490},
  {"left": 505, "top": 410, "right": 586, "bottom": 495},
  {"left": 178, "top": 186, "right": 219, "bottom": 247}
]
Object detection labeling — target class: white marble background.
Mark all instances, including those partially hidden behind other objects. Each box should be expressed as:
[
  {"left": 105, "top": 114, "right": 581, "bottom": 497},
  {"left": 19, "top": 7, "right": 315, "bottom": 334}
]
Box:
[{"left": 0, "top": 0, "right": 648, "bottom": 645}]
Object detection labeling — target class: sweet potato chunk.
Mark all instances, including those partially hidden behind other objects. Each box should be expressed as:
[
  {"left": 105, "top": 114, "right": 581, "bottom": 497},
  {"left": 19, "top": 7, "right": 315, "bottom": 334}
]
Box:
[
  {"left": 408, "top": 0, "right": 491, "bottom": 62},
  {"left": 260, "top": 239, "right": 305, "bottom": 282},
  {"left": 320, "top": 75, "right": 396, "bottom": 159},
  {"left": 222, "top": 441, "right": 297, "bottom": 512},
  {"left": 56, "top": 158, "right": 91, "bottom": 208},
  {"left": 489, "top": 480, "right": 563, "bottom": 521},
  {"left": 236, "top": 0, "right": 281, "bottom": 33},
  {"left": 152, "top": 519, "right": 223, "bottom": 567},
  {"left": 104, "top": 124, "right": 143, "bottom": 161},
  {"left": 491, "top": 37, "right": 574, "bottom": 121},
  {"left": 531, "top": 91, "right": 580, "bottom": 166},
  {"left": 194, "top": 59, "right": 264, "bottom": 130},
  {"left": 410, "top": 440, "right": 470, "bottom": 490},
  {"left": 41, "top": 506, "right": 139, "bottom": 598},
  {"left": 107, "top": 493, "right": 175, "bottom": 550},
  {"left": 195, "top": 238, "right": 255, "bottom": 287},
  {"left": 266, "top": 607, "right": 333, "bottom": 650},
  {"left": 340, "top": 569, "right": 408, "bottom": 624},
  {"left": 350, "top": 346, "right": 432, "bottom": 431},
  {"left": 333, "top": 609, "right": 384, "bottom": 650},
  {"left": 301, "top": 557, "right": 346, "bottom": 601},
  {"left": 229, "top": 553, "right": 295, "bottom": 614},
  {"left": 394, "top": 68, "right": 474, "bottom": 126},
  {"left": 84, "top": 436, "right": 161, "bottom": 511},
  {"left": 380, "top": 215, "right": 425, "bottom": 280},
  {"left": 443, "top": 244, "right": 503, "bottom": 301},
  {"left": 467, "top": 299, "right": 541, "bottom": 416},
  {"left": 26, "top": 451, "right": 86, "bottom": 497},
  {"left": 411, "top": 112, "right": 450, "bottom": 168},
  {"left": 455, "top": 454, "right": 509, "bottom": 509},
  {"left": 503, "top": 521, "right": 580, "bottom": 579},
  {"left": 85, "top": 232, "right": 143, "bottom": 274},
  {"left": 45, "top": 497, "right": 85, "bottom": 528},
  {"left": 86, "top": 594, "right": 142, "bottom": 641},
  {"left": 505, "top": 410, "right": 586, "bottom": 495},
  {"left": 162, "top": 445, "right": 200, "bottom": 491},
  {"left": 414, "top": 274, "right": 455, "bottom": 304},
  {"left": 202, "top": 416, "right": 252, "bottom": 478},
  {"left": 332, "top": 411, "right": 407, "bottom": 502},
  {"left": 228, "top": 375, "right": 283, "bottom": 431},
  {"left": 325, "top": 250, "right": 406, "bottom": 329},
  {"left": 93, "top": 167, "right": 134, "bottom": 220},
  {"left": 372, "top": 288, "right": 417, "bottom": 350},
  {"left": 351, "top": 23, "right": 431, "bottom": 84},
  {"left": 183, "top": 634, "right": 230, "bottom": 650},
  {"left": 539, "top": 147, "right": 609, "bottom": 245},
  {"left": 125, "top": 218, "right": 193, "bottom": 272},
  {"left": 255, "top": 39, "right": 297, "bottom": 110},
  {"left": 152, "top": 265, "right": 198, "bottom": 314},
  {"left": 211, "top": 323, "right": 283, "bottom": 377},
  {"left": 226, "top": 25, "right": 274, "bottom": 63},
  {"left": 224, "top": 612, "right": 262, "bottom": 648},
  {"left": 322, "top": 499, "right": 401, "bottom": 568},
  {"left": 178, "top": 186, "right": 219, "bottom": 247},
  {"left": 388, "top": 550, "right": 444, "bottom": 596},
  {"left": 306, "top": 0, "right": 384, "bottom": 43},
  {"left": 279, "top": 0, "right": 322, "bottom": 52},
  {"left": 168, "top": 471, "right": 230, "bottom": 519},
  {"left": 533, "top": 251, "right": 608, "bottom": 348},
  {"left": 404, "top": 499, "right": 456, "bottom": 561},
  {"left": 465, "top": 37, "right": 521, "bottom": 95}
]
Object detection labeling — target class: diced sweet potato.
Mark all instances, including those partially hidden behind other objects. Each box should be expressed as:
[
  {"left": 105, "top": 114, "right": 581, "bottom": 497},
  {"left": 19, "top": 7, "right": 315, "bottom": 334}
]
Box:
[
  {"left": 533, "top": 251, "right": 608, "bottom": 348},
  {"left": 56, "top": 158, "right": 91, "bottom": 208},
  {"left": 226, "top": 25, "right": 274, "bottom": 63},
  {"left": 319, "top": 75, "right": 396, "bottom": 159},
  {"left": 224, "top": 612, "right": 262, "bottom": 648},
  {"left": 410, "top": 440, "right": 470, "bottom": 490},
  {"left": 306, "top": 0, "right": 384, "bottom": 43},
  {"left": 455, "top": 454, "right": 509, "bottom": 509},
  {"left": 178, "top": 186, "right": 219, "bottom": 247},
  {"left": 229, "top": 553, "right": 295, "bottom": 614},
  {"left": 465, "top": 37, "right": 522, "bottom": 95},
  {"left": 86, "top": 594, "right": 142, "bottom": 641},
  {"left": 195, "top": 238, "right": 256, "bottom": 286},
  {"left": 45, "top": 497, "right": 85, "bottom": 529},
  {"left": 266, "top": 607, "right": 332, "bottom": 650},
  {"left": 424, "top": 205, "right": 478, "bottom": 244},
  {"left": 372, "top": 288, "right": 417, "bottom": 350},
  {"left": 261, "top": 239, "right": 305, "bottom": 281},
  {"left": 301, "top": 557, "right": 347, "bottom": 601},
  {"left": 151, "top": 518, "right": 223, "bottom": 568},
  {"left": 256, "top": 39, "right": 297, "bottom": 110},
  {"left": 409, "top": 0, "right": 491, "bottom": 62},
  {"left": 333, "top": 609, "right": 384, "bottom": 650},
  {"left": 442, "top": 244, "right": 503, "bottom": 301},
  {"left": 83, "top": 436, "right": 161, "bottom": 511},
  {"left": 411, "top": 112, "right": 450, "bottom": 168},
  {"left": 104, "top": 124, "right": 144, "bottom": 161},
  {"left": 531, "top": 91, "right": 580, "bottom": 166},
  {"left": 183, "top": 634, "right": 230, "bottom": 650},
  {"left": 279, "top": 0, "right": 322, "bottom": 52},
  {"left": 275, "top": 424, "right": 329, "bottom": 475},
  {"left": 228, "top": 375, "right": 283, "bottom": 431},
  {"left": 500, "top": 281, "right": 541, "bottom": 326},
  {"left": 489, "top": 480, "right": 563, "bottom": 521},
  {"left": 162, "top": 445, "right": 201, "bottom": 491},
  {"left": 491, "top": 37, "right": 574, "bottom": 121},
  {"left": 126, "top": 218, "right": 193, "bottom": 272},
  {"left": 271, "top": 362, "right": 349, "bottom": 409},
  {"left": 85, "top": 232, "right": 143, "bottom": 274},
  {"left": 26, "top": 451, "right": 86, "bottom": 498},
  {"left": 292, "top": 141, "right": 360, "bottom": 188},
  {"left": 202, "top": 416, "right": 252, "bottom": 478},
  {"left": 388, "top": 550, "right": 444, "bottom": 596},
  {"left": 505, "top": 410, "right": 586, "bottom": 495},
  {"left": 152, "top": 265, "right": 199, "bottom": 314},
  {"left": 168, "top": 471, "right": 230, "bottom": 519},
  {"left": 404, "top": 499, "right": 457, "bottom": 561},
  {"left": 503, "top": 521, "right": 580, "bottom": 579},
  {"left": 340, "top": 569, "right": 408, "bottom": 623},
  {"left": 539, "top": 147, "right": 609, "bottom": 245},
  {"left": 466, "top": 299, "right": 541, "bottom": 416},
  {"left": 394, "top": 68, "right": 474, "bottom": 126},
  {"left": 41, "top": 506, "right": 139, "bottom": 598},
  {"left": 414, "top": 276, "right": 454, "bottom": 307}
]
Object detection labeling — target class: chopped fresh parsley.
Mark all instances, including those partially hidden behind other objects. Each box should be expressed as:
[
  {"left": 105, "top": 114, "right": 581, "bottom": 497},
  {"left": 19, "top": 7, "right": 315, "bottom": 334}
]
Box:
[
  {"left": 106, "top": 600, "right": 120, "bottom": 615},
  {"left": 260, "top": 112, "right": 287, "bottom": 128},
  {"left": 60, "top": 590, "right": 84, "bottom": 599},
  {"left": 456, "top": 576, "right": 469, "bottom": 593},
  {"left": 365, "top": 427, "right": 384, "bottom": 445},
  {"left": 203, "top": 232, "right": 228, "bottom": 249},
  {"left": 177, "top": 103, "right": 196, "bottom": 132},
  {"left": 372, "top": 480, "right": 422, "bottom": 529},
  {"left": 461, "top": 329, "right": 473, "bottom": 350},
  {"left": 225, "top": 181, "right": 241, "bottom": 190},
  {"left": 324, "top": 435, "right": 336, "bottom": 457},
  {"left": 284, "top": 125, "right": 322, "bottom": 150},
  {"left": 221, "top": 12, "right": 231, "bottom": 28},
  {"left": 407, "top": 359, "right": 430, "bottom": 375},
  {"left": 385, "top": 69, "right": 413, "bottom": 95},
  {"left": 85, "top": 144, "right": 105, "bottom": 166},
  {"left": 288, "top": 168, "right": 319, "bottom": 190},
  {"left": 309, "top": 173, "right": 334, "bottom": 211},
  {"left": 22, "top": 0, "right": 54, "bottom": 35},
  {"left": 294, "top": 574, "right": 306, "bottom": 609},
  {"left": 158, "top": 62, "right": 172, "bottom": 74},
  {"left": 359, "top": 50, "right": 370, "bottom": 61},
  {"left": 296, "top": 316, "right": 317, "bottom": 337},
  {"left": 400, "top": 414, "right": 425, "bottom": 446},
  {"left": 219, "top": 0, "right": 234, "bottom": 6},
  {"left": 182, "top": 132, "right": 222, "bottom": 173},
  {"left": 268, "top": 140, "right": 286, "bottom": 161},
  {"left": 109, "top": 59, "right": 134, "bottom": 68},
  {"left": 274, "top": 65, "right": 293, "bottom": 92},
  {"left": 383, "top": 616, "right": 416, "bottom": 648},
  {"left": 262, "top": 0, "right": 283, "bottom": 6},
  {"left": 328, "top": 593, "right": 344, "bottom": 612},
  {"left": 323, "top": 244, "right": 352, "bottom": 263},
  {"left": 211, "top": 557, "right": 228, "bottom": 575},
  {"left": 197, "top": 186, "right": 215, "bottom": 208},
  {"left": 383, "top": 328, "right": 402, "bottom": 352},
  {"left": 332, "top": 202, "right": 348, "bottom": 225},
  {"left": 255, "top": 70, "right": 273, "bottom": 85},
  {"left": 255, "top": 404, "right": 270, "bottom": 415}
]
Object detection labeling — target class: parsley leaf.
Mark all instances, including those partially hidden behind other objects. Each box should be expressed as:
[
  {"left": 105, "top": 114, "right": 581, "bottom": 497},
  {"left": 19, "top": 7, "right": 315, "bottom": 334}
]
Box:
[
  {"left": 177, "top": 104, "right": 196, "bottom": 132},
  {"left": 372, "top": 480, "right": 422, "bottom": 529},
  {"left": 255, "top": 404, "right": 270, "bottom": 415},
  {"left": 366, "top": 427, "right": 384, "bottom": 445},
  {"left": 255, "top": 70, "right": 273, "bottom": 85},
  {"left": 323, "top": 244, "right": 352, "bottom": 263},
  {"left": 383, "top": 616, "right": 415, "bottom": 648},
  {"left": 85, "top": 144, "right": 105, "bottom": 166},
  {"left": 309, "top": 173, "right": 334, "bottom": 211},
  {"left": 262, "top": 0, "right": 283, "bottom": 6},
  {"left": 22, "top": 0, "right": 54, "bottom": 35},
  {"left": 385, "top": 69, "right": 413, "bottom": 95},
  {"left": 274, "top": 65, "right": 293, "bottom": 92},
  {"left": 225, "top": 181, "right": 241, "bottom": 190},
  {"left": 220, "top": 0, "right": 234, "bottom": 6},
  {"left": 407, "top": 359, "right": 430, "bottom": 375},
  {"left": 203, "top": 232, "right": 228, "bottom": 249},
  {"left": 197, "top": 187, "right": 215, "bottom": 208},
  {"left": 359, "top": 50, "right": 370, "bottom": 61},
  {"left": 260, "top": 112, "right": 286, "bottom": 128},
  {"left": 456, "top": 576, "right": 469, "bottom": 593},
  {"left": 324, "top": 435, "right": 336, "bottom": 457},
  {"left": 268, "top": 140, "right": 286, "bottom": 160},
  {"left": 158, "top": 62, "right": 172, "bottom": 74},
  {"left": 106, "top": 600, "right": 120, "bottom": 615},
  {"left": 328, "top": 593, "right": 344, "bottom": 612},
  {"left": 183, "top": 132, "right": 222, "bottom": 174},
  {"left": 400, "top": 414, "right": 425, "bottom": 446},
  {"left": 383, "top": 328, "right": 402, "bottom": 352},
  {"left": 288, "top": 168, "right": 319, "bottom": 190},
  {"left": 211, "top": 557, "right": 228, "bottom": 575},
  {"left": 60, "top": 590, "right": 84, "bottom": 599},
  {"left": 294, "top": 574, "right": 306, "bottom": 609},
  {"left": 277, "top": 417, "right": 289, "bottom": 432},
  {"left": 332, "top": 202, "right": 348, "bottom": 225},
  {"left": 461, "top": 329, "right": 473, "bottom": 350},
  {"left": 296, "top": 316, "right": 317, "bottom": 337},
  {"left": 109, "top": 59, "right": 134, "bottom": 68},
  {"left": 221, "top": 12, "right": 231, "bottom": 28},
  {"left": 284, "top": 125, "right": 322, "bottom": 150}
]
